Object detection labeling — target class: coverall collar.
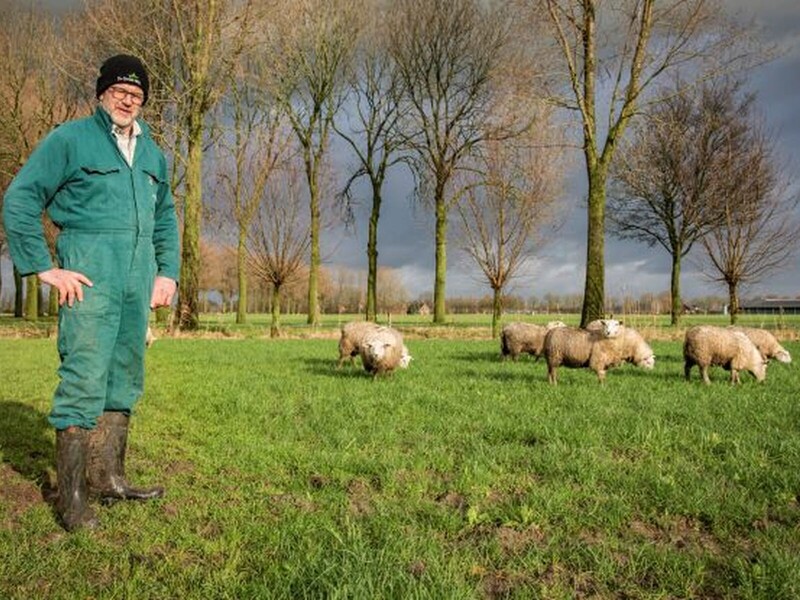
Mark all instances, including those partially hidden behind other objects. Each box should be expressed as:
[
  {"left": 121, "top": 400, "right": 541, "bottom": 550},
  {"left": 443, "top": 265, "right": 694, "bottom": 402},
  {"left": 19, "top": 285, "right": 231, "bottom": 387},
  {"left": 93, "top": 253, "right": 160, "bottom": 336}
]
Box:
[{"left": 93, "top": 106, "right": 150, "bottom": 139}]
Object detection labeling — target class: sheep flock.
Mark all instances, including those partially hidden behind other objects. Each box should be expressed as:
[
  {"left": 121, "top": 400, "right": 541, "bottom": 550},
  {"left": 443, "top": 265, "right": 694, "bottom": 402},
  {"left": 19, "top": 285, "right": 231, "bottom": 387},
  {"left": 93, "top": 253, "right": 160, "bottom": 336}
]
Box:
[{"left": 336, "top": 318, "right": 792, "bottom": 384}]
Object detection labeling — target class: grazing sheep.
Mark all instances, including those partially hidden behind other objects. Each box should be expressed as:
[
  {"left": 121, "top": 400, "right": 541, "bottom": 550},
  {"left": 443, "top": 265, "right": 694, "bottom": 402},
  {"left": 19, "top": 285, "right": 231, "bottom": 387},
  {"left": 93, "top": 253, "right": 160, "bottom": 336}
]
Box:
[
  {"left": 500, "top": 321, "right": 566, "bottom": 361},
  {"left": 684, "top": 325, "right": 767, "bottom": 384},
  {"left": 728, "top": 326, "right": 792, "bottom": 364},
  {"left": 338, "top": 321, "right": 382, "bottom": 367},
  {"left": 544, "top": 325, "right": 655, "bottom": 384},
  {"left": 585, "top": 318, "right": 623, "bottom": 338},
  {"left": 359, "top": 326, "right": 412, "bottom": 377}
]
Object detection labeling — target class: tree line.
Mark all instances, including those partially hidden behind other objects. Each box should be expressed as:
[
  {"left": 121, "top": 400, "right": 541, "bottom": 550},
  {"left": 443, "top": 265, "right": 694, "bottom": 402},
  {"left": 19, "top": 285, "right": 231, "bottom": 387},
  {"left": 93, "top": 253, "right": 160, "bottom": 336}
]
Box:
[{"left": 1, "top": 0, "right": 797, "bottom": 337}]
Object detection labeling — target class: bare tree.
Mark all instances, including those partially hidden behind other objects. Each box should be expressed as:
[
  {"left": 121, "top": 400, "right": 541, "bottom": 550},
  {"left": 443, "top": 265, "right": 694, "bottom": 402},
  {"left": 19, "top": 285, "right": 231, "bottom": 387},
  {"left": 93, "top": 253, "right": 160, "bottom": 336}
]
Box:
[
  {"left": 697, "top": 107, "right": 799, "bottom": 324},
  {"left": 389, "top": 0, "right": 519, "bottom": 324},
  {"left": 247, "top": 166, "right": 312, "bottom": 337},
  {"left": 264, "top": 0, "right": 363, "bottom": 326},
  {"left": 215, "top": 52, "right": 293, "bottom": 324},
  {"left": 527, "top": 0, "right": 765, "bottom": 327},
  {"left": 457, "top": 131, "right": 563, "bottom": 337},
  {"left": 334, "top": 6, "right": 408, "bottom": 322},
  {"left": 609, "top": 78, "right": 747, "bottom": 325}
]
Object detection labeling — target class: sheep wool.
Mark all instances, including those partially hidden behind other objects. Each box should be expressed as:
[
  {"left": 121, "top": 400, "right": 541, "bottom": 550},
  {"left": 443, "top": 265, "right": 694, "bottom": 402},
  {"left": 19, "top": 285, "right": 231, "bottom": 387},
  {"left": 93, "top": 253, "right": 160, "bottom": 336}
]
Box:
[
  {"left": 683, "top": 325, "right": 767, "bottom": 385},
  {"left": 585, "top": 319, "right": 623, "bottom": 338},
  {"left": 544, "top": 325, "right": 654, "bottom": 384},
  {"left": 500, "top": 321, "right": 565, "bottom": 361},
  {"left": 728, "top": 326, "right": 791, "bottom": 364},
  {"left": 359, "top": 326, "right": 411, "bottom": 377},
  {"left": 338, "top": 321, "right": 382, "bottom": 367}
]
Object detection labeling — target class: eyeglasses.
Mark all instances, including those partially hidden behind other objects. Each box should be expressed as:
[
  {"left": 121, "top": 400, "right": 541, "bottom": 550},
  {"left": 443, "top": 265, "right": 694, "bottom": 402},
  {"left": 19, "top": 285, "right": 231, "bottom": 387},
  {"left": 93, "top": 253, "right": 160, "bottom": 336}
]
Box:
[{"left": 108, "top": 86, "right": 144, "bottom": 106}]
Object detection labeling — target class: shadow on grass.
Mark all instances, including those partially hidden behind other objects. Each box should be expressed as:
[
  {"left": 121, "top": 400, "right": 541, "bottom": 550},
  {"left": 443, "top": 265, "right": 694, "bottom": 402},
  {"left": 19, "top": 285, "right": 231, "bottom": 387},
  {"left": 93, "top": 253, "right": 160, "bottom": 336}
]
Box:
[
  {"left": 0, "top": 400, "right": 56, "bottom": 503},
  {"left": 301, "top": 357, "right": 375, "bottom": 379}
]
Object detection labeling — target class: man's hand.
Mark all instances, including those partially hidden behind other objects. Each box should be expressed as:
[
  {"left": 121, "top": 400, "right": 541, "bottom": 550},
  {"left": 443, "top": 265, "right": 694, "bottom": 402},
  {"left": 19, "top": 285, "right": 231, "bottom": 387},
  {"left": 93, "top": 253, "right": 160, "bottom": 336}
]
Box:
[
  {"left": 150, "top": 276, "right": 177, "bottom": 309},
  {"left": 38, "top": 268, "right": 93, "bottom": 307}
]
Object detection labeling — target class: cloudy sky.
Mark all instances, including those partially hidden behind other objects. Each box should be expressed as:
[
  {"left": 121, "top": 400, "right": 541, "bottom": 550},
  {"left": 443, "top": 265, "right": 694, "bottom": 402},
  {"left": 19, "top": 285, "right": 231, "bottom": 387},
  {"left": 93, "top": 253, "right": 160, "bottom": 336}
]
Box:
[
  {"left": 324, "top": 1, "right": 800, "bottom": 302},
  {"left": 3, "top": 1, "right": 799, "bottom": 304}
]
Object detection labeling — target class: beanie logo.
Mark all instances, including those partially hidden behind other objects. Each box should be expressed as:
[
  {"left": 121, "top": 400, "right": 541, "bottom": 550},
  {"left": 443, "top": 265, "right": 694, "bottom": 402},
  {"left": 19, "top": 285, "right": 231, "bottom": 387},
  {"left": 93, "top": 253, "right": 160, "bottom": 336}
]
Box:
[{"left": 117, "top": 72, "right": 142, "bottom": 85}]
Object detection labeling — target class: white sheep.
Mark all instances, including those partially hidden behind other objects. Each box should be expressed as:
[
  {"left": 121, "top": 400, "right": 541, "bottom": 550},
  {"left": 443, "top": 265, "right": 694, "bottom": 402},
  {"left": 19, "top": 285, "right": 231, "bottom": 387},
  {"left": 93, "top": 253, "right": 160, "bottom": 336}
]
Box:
[
  {"left": 359, "top": 326, "right": 412, "bottom": 377},
  {"left": 585, "top": 318, "right": 623, "bottom": 338},
  {"left": 544, "top": 325, "right": 655, "bottom": 384},
  {"left": 500, "top": 321, "right": 566, "bottom": 361},
  {"left": 728, "top": 326, "right": 791, "bottom": 364},
  {"left": 683, "top": 325, "right": 767, "bottom": 384},
  {"left": 337, "top": 321, "right": 382, "bottom": 367}
]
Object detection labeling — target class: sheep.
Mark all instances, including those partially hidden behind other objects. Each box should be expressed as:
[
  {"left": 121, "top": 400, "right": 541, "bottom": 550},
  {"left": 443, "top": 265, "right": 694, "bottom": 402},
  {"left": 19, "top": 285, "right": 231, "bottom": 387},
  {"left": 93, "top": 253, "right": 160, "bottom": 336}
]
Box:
[
  {"left": 585, "top": 318, "right": 623, "bottom": 338},
  {"left": 337, "top": 321, "right": 382, "bottom": 367},
  {"left": 728, "top": 326, "right": 792, "bottom": 364},
  {"left": 500, "top": 320, "right": 566, "bottom": 361},
  {"left": 544, "top": 325, "right": 655, "bottom": 384},
  {"left": 683, "top": 325, "right": 767, "bottom": 384},
  {"left": 359, "top": 326, "right": 412, "bottom": 377}
]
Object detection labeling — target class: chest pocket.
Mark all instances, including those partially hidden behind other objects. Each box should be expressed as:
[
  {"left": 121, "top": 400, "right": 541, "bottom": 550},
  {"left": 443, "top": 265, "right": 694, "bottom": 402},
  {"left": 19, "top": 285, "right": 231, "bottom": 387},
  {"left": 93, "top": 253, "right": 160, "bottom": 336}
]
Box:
[{"left": 77, "top": 164, "right": 124, "bottom": 215}]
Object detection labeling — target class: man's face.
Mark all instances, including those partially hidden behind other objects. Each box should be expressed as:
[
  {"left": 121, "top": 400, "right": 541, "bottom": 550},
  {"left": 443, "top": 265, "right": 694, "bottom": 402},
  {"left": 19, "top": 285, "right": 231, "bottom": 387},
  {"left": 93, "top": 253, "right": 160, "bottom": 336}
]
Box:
[{"left": 99, "top": 83, "right": 144, "bottom": 130}]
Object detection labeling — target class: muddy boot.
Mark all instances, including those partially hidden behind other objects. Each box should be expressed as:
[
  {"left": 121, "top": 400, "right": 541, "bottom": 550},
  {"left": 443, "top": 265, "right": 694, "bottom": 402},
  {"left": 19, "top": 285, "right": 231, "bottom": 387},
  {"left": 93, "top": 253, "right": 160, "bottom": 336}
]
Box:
[
  {"left": 88, "top": 412, "right": 164, "bottom": 502},
  {"left": 56, "top": 427, "right": 99, "bottom": 531}
]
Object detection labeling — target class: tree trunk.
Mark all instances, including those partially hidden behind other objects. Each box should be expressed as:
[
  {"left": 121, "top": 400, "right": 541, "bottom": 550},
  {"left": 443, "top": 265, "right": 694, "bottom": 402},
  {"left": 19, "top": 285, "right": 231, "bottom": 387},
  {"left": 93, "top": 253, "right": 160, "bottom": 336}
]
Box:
[
  {"left": 14, "top": 267, "right": 23, "bottom": 317},
  {"left": 491, "top": 287, "right": 502, "bottom": 339},
  {"left": 670, "top": 252, "right": 682, "bottom": 326},
  {"left": 48, "top": 285, "right": 58, "bottom": 316},
  {"left": 366, "top": 183, "right": 381, "bottom": 322},
  {"left": 433, "top": 180, "right": 448, "bottom": 324},
  {"left": 270, "top": 284, "right": 281, "bottom": 338},
  {"left": 24, "top": 276, "right": 38, "bottom": 322},
  {"left": 37, "top": 281, "right": 45, "bottom": 317},
  {"left": 178, "top": 111, "right": 203, "bottom": 331},
  {"left": 306, "top": 156, "right": 320, "bottom": 326},
  {"left": 236, "top": 230, "right": 247, "bottom": 324},
  {"left": 728, "top": 283, "right": 739, "bottom": 325},
  {"left": 580, "top": 166, "right": 607, "bottom": 327}
]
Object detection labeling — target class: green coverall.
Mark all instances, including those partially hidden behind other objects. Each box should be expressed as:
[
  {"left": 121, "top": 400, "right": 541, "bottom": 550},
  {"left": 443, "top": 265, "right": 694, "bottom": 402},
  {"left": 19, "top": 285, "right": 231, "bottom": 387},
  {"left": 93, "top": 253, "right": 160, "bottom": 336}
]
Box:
[{"left": 3, "top": 107, "right": 180, "bottom": 430}]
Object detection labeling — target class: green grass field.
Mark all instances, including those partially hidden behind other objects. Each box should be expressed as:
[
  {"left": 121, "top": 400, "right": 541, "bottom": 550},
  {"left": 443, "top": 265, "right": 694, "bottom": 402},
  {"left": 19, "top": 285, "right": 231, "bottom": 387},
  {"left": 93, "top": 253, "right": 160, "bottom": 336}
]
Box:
[{"left": 1, "top": 331, "right": 799, "bottom": 598}]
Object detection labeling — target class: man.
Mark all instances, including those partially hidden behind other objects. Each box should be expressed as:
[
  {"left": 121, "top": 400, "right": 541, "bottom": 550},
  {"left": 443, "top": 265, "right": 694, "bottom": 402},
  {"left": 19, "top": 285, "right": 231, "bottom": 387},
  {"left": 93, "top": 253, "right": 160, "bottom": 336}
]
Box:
[{"left": 2, "top": 55, "right": 180, "bottom": 531}]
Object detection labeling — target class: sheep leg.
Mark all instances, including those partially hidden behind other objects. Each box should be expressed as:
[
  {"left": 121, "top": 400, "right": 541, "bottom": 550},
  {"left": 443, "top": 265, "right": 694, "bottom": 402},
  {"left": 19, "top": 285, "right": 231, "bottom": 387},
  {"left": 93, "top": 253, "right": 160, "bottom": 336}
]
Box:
[
  {"left": 730, "top": 369, "right": 740, "bottom": 385},
  {"left": 547, "top": 365, "right": 558, "bottom": 385},
  {"left": 701, "top": 365, "right": 711, "bottom": 385},
  {"left": 684, "top": 361, "right": 693, "bottom": 381}
]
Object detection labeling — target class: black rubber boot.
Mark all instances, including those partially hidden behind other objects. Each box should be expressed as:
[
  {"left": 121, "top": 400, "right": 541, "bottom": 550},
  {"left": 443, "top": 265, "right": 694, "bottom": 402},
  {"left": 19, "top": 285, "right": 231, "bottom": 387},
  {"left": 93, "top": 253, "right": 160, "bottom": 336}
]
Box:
[
  {"left": 87, "top": 412, "right": 164, "bottom": 502},
  {"left": 56, "top": 427, "right": 99, "bottom": 531}
]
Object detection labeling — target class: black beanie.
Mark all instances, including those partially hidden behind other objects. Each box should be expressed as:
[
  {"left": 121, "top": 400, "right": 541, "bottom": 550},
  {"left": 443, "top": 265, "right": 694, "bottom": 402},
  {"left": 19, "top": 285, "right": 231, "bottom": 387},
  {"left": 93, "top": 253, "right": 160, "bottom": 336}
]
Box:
[{"left": 96, "top": 54, "right": 149, "bottom": 105}]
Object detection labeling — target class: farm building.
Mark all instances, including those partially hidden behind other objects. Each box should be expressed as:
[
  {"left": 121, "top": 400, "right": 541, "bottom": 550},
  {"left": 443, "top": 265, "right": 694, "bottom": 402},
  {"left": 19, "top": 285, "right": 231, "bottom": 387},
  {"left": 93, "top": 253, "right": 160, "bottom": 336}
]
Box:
[{"left": 739, "top": 297, "right": 800, "bottom": 315}]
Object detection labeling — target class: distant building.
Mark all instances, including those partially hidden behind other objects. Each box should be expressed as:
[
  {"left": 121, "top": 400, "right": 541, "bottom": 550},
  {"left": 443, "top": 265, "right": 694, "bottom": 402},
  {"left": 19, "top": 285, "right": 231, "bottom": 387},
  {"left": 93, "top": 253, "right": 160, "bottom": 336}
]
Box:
[{"left": 739, "top": 297, "right": 800, "bottom": 315}]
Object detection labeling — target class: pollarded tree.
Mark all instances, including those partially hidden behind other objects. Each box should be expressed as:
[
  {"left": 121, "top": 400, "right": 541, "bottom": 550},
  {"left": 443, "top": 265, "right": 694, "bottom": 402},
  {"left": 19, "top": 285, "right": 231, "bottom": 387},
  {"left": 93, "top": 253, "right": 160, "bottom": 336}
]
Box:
[
  {"left": 456, "top": 130, "right": 564, "bottom": 338},
  {"left": 698, "top": 104, "right": 799, "bottom": 324},
  {"left": 608, "top": 78, "right": 748, "bottom": 326},
  {"left": 389, "top": 0, "right": 519, "bottom": 324},
  {"left": 247, "top": 165, "right": 312, "bottom": 338},
  {"left": 527, "top": 0, "right": 764, "bottom": 327}
]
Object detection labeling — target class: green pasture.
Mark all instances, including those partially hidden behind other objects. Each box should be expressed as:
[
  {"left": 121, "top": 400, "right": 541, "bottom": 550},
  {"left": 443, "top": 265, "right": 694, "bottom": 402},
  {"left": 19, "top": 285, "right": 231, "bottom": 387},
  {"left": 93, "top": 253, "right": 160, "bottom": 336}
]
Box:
[
  {"left": 1, "top": 335, "right": 799, "bottom": 598},
  {"left": 3, "top": 311, "right": 799, "bottom": 340}
]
